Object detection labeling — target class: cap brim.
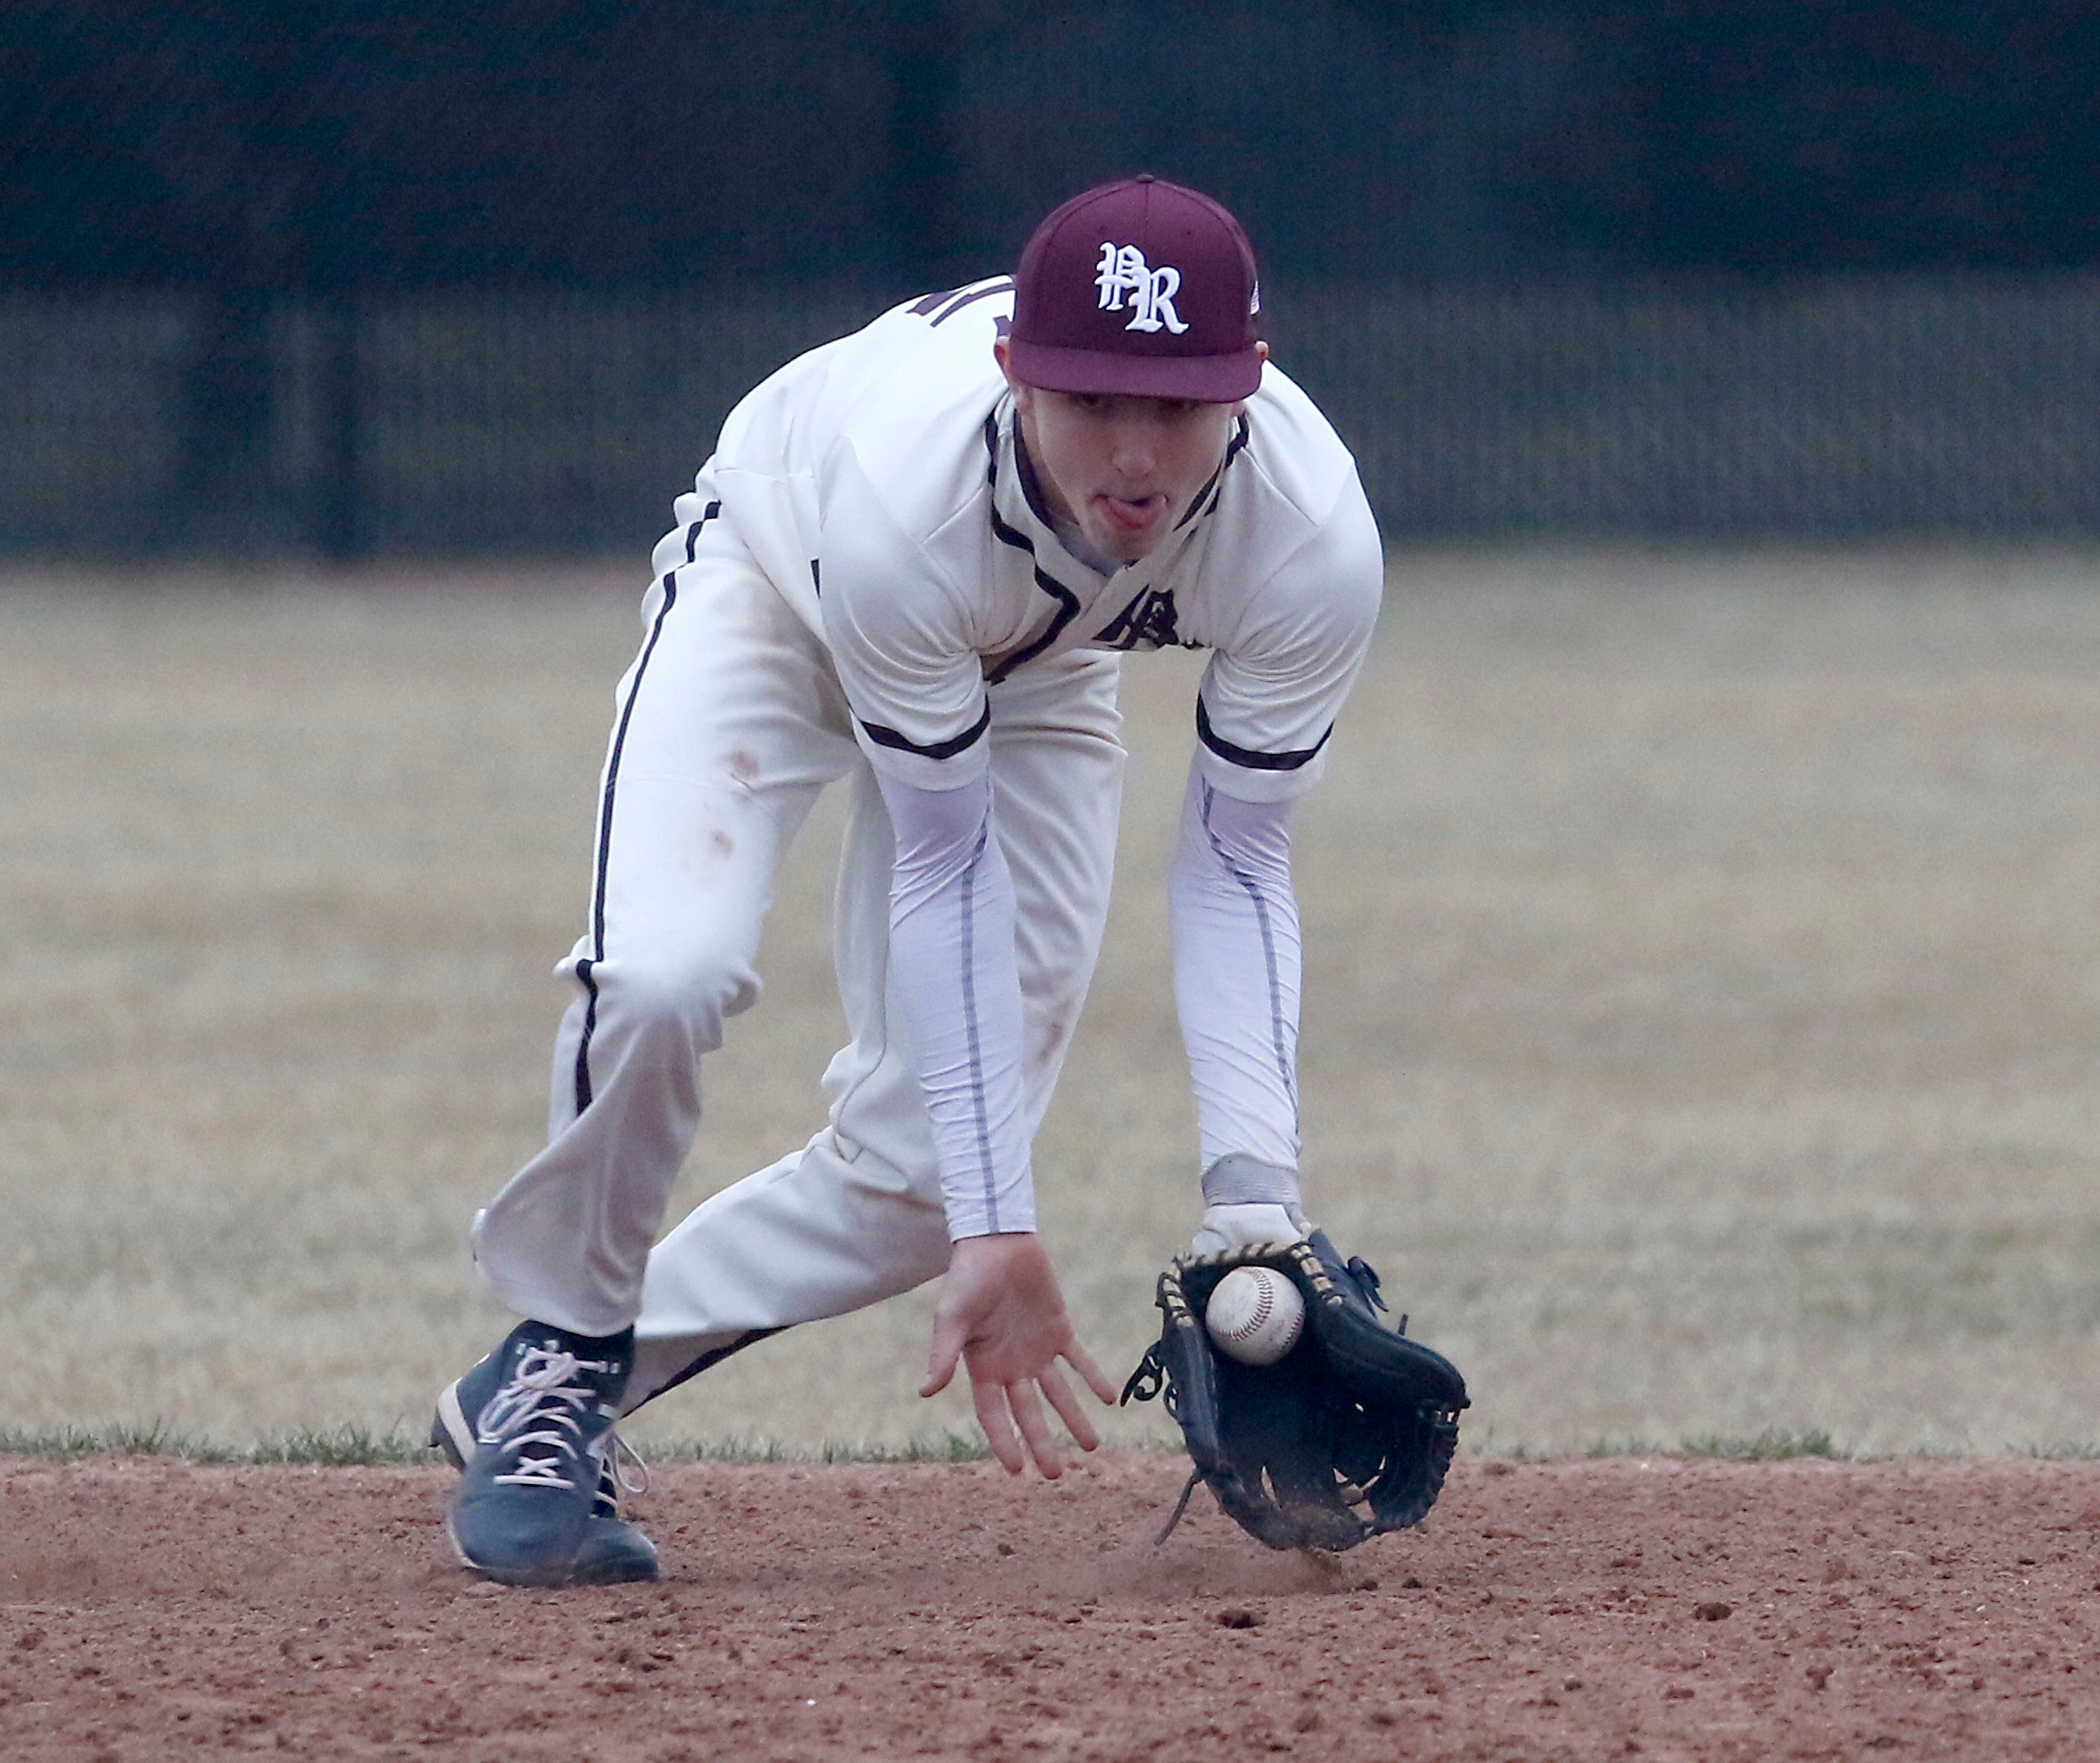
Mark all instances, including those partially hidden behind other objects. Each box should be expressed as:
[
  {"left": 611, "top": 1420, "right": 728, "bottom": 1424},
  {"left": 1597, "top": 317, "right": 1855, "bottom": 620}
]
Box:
[{"left": 1004, "top": 338, "right": 1262, "bottom": 403}]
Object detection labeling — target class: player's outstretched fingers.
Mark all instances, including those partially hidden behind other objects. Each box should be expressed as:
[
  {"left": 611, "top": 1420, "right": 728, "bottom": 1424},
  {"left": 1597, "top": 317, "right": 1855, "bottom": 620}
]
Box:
[
  {"left": 1038, "top": 1362, "right": 1100, "bottom": 1454},
  {"left": 920, "top": 1314, "right": 965, "bottom": 1400},
  {"left": 1060, "top": 1335, "right": 1119, "bottom": 1408},
  {"left": 971, "top": 1379, "right": 1027, "bottom": 1475},
  {"left": 1006, "top": 1379, "right": 1063, "bottom": 1480}
]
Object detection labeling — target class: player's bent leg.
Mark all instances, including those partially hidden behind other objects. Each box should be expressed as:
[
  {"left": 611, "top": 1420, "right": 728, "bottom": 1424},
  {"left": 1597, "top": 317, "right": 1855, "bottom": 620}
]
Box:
[
  {"left": 607, "top": 764, "right": 957, "bottom": 1412},
  {"left": 471, "top": 797, "right": 803, "bottom": 1339},
  {"left": 487, "top": 826, "right": 786, "bottom": 1245},
  {"left": 453, "top": 775, "right": 829, "bottom": 1583},
  {"left": 450, "top": 498, "right": 858, "bottom": 1582},
  {"left": 622, "top": 1129, "right": 955, "bottom": 1410},
  {"left": 474, "top": 527, "right": 857, "bottom": 1339},
  {"left": 620, "top": 654, "right": 1126, "bottom": 1418},
  {"left": 816, "top": 653, "right": 1125, "bottom": 1188}
]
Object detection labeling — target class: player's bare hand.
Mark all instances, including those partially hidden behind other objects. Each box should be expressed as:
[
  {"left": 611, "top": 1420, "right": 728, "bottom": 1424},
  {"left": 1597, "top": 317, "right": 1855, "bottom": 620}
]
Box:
[{"left": 920, "top": 1232, "right": 1118, "bottom": 1478}]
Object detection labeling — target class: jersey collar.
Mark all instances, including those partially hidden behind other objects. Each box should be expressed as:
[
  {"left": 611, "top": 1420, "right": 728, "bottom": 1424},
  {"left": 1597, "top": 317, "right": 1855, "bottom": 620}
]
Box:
[{"left": 984, "top": 396, "right": 1224, "bottom": 597}]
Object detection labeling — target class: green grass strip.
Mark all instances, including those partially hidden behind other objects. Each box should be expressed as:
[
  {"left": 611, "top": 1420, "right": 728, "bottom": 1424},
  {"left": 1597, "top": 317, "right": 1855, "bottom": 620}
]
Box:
[
  {"left": 595, "top": 1432, "right": 993, "bottom": 1465},
  {"left": 0, "top": 1423, "right": 430, "bottom": 1465}
]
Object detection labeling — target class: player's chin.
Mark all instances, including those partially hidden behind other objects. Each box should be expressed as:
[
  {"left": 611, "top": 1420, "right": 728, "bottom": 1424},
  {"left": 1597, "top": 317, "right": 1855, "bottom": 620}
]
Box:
[{"left": 1098, "top": 527, "right": 1172, "bottom": 566}]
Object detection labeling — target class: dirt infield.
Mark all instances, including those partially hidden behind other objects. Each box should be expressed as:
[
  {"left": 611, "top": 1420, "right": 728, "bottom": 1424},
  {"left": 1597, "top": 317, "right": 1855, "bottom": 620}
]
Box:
[{"left": 4, "top": 1453, "right": 2096, "bottom": 1760}]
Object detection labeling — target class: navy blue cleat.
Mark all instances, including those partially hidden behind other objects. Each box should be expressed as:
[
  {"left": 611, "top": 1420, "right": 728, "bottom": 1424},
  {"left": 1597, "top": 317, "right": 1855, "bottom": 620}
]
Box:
[
  {"left": 432, "top": 1351, "right": 660, "bottom": 1586},
  {"left": 439, "top": 1321, "right": 656, "bottom": 1587}
]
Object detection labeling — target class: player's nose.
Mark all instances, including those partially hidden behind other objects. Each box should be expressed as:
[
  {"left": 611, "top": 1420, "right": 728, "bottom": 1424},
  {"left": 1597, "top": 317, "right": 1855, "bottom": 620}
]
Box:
[{"left": 1105, "top": 417, "right": 1161, "bottom": 478}]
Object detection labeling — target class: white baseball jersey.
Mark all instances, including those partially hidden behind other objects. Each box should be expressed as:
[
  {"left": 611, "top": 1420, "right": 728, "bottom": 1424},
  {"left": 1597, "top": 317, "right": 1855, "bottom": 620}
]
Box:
[
  {"left": 474, "top": 277, "right": 1385, "bottom": 1356},
  {"left": 702, "top": 278, "right": 1384, "bottom": 803}
]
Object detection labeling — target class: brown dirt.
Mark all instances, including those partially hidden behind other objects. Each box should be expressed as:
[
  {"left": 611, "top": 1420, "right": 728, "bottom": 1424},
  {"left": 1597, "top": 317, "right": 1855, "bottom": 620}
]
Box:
[{"left": 3, "top": 1453, "right": 2097, "bottom": 1761}]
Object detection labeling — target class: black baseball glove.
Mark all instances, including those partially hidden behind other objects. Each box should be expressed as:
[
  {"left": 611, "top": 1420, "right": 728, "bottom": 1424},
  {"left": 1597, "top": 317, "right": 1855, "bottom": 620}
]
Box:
[{"left": 1119, "top": 1231, "right": 1468, "bottom": 1552}]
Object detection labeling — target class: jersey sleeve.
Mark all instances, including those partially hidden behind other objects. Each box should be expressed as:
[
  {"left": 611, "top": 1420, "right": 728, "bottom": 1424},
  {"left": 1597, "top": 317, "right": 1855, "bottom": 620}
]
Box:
[
  {"left": 1195, "top": 477, "right": 1382, "bottom": 803},
  {"left": 818, "top": 440, "right": 993, "bottom": 792},
  {"left": 1169, "top": 762, "right": 1303, "bottom": 1177},
  {"left": 873, "top": 768, "right": 1035, "bottom": 1239}
]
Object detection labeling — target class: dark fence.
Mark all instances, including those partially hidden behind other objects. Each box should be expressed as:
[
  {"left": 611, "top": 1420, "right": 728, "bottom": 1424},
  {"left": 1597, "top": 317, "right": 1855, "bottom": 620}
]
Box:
[
  {"left": 1295, "top": 278, "right": 2100, "bottom": 540},
  {"left": 7, "top": 275, "right": 2100, "bottom": 559}
]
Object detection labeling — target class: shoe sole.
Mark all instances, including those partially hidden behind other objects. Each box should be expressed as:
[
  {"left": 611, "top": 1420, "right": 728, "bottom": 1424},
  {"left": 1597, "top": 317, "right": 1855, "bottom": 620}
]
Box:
[
  {"left": 430, "top": 1380, "right": 472, "bottom": 1471},
  {"left": 442, "top": 1510, "right": 590, "bottom": 1589},
  {"left": 571, "top": 1531, "right": 660, "bottom": 1585},
  {"left": 443, "top": 1492, "right": 659, "bottom": 1589}
]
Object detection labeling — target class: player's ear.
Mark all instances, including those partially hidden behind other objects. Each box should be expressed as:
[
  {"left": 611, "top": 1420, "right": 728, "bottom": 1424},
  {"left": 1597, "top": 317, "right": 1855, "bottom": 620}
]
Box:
[
  {"left": 995, "top": 338, "right": 1037, "bottom": 415},
  {"left": 1218, "top": 340, "right": 1260, "bottom": 420},
  {"left": 1222, "top": 341, "right": 1269, "bottom": 418}
]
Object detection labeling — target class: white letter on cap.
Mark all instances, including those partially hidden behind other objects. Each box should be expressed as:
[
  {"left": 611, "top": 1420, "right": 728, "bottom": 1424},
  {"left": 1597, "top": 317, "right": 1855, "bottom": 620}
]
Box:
[{"left": 1129, "top": 264, "right": 1188, "bottom": 334}]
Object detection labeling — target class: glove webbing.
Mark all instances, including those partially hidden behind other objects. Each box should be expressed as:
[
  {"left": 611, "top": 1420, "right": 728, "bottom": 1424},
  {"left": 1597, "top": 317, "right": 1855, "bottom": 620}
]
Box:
[{"left": 1122, "top": 1236, "right": 1468, "bottom": 1552}]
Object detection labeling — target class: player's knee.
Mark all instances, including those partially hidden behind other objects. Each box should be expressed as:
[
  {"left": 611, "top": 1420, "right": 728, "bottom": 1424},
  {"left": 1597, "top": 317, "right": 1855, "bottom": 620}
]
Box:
[{"left": 586, "top": 940, "right": 760, "bottom": 1042}]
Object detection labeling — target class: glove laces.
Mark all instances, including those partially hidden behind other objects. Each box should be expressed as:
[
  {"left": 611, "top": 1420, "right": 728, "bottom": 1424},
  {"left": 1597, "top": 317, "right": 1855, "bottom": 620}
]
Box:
[{"left": 477, "top": 1346, "right": 617, "bottom": 1492}]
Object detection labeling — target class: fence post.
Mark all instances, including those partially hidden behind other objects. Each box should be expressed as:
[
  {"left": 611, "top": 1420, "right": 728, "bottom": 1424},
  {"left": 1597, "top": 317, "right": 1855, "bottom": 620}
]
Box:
[
  {"left": 175, "top": 285, "right": 274, "bottom": 547},
  {"left": 316, "top": 296, "right": 362, "bottom": 560}
]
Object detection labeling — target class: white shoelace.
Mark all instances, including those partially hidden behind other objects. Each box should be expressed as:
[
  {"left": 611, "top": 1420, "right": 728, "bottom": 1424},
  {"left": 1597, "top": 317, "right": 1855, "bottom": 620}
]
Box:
[
  {"left": 609, "top": 1433, "right": 650, "bottom": 1502},
  {"left": 477, "top": 1346, "right": 616, "bottom": 1492}
]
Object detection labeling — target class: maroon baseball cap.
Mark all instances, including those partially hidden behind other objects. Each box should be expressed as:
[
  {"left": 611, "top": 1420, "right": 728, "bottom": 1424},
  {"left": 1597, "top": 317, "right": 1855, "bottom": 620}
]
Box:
[{"left": 1007, "top": 176, "right": 1264, "bottom": 403}]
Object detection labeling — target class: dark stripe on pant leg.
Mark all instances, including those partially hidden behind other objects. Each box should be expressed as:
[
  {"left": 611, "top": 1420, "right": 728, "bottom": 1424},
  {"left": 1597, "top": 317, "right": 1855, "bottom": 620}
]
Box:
[
  {"left": 573, "top": 571, "right": 682, "bottom": 1113},
  {"left": 573, "top": 957, "right": 600, "bottom": 1115},
  {"left": 631, "top": 1327, "right": 783, "bottom": 1411},
  {"left": 684, "top": 500, "right": 721, "bottom": 562}
]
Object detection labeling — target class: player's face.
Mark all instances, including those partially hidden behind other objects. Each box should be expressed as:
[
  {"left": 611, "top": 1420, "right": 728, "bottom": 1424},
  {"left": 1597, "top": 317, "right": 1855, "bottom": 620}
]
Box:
[{"left": 998, "top": 342, "right": 1264, "bottom": 564}]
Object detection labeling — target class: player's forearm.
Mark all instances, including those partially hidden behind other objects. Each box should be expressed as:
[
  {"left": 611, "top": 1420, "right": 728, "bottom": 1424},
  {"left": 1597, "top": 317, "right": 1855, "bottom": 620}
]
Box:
[
  {"left": 1169, "top": 765, "right": 1305, "bottom": 1188},
  {"left": 877, "top": 768, "right": 1035, "bottom": 1239}
]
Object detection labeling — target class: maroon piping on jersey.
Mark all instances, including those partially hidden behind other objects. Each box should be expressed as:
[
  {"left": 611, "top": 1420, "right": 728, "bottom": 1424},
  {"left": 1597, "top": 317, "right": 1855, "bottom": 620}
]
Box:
[
  {"left": 979, "top": 410, "right": 1085, "bottom": 687},
  {"left": 1175, "top": 412, "right": 1251, "bottom": 529},
  {"left": 908, "top": 277, "right": 1013, "bottom": 325},
  {"left": 856, "top": 698, "right": 992, "bottom": 761},
  {"left": 1195, "top": 697, "right": 1332, "bottom": 771}
]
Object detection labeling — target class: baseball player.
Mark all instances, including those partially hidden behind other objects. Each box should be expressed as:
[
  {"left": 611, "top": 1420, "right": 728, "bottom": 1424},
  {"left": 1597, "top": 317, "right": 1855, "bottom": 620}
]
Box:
[{"left": 433, "top": 175, "right": 1384, "bottom": 1586}]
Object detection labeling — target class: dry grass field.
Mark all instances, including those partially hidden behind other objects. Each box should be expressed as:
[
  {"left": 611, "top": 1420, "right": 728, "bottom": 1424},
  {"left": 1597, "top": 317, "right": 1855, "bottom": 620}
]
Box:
[{"left": 4, "top": 551, "right": 2099, "bottom": 1460}]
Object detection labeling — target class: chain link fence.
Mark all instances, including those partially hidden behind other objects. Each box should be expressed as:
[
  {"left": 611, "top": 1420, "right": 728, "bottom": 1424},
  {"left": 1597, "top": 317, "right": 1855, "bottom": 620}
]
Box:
[{"left": 7, "top": 275, "right": 2099, "bottom": 559}]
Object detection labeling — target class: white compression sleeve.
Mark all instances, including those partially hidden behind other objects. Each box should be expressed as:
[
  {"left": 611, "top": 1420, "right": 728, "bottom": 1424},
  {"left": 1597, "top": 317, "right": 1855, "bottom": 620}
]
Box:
[
  {"left": 875, "top": 768, "right": 1034, "bottom": 1239},
  {"left": 1169, "top": 762, "right": 1304, "bottom": 1187}
]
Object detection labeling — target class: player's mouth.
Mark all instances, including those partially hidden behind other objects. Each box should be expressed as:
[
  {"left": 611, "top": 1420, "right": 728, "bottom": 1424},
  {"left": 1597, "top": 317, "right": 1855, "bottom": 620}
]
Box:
[{"left": 1094, "top": 492, "right": 1167, "bottom": 535}]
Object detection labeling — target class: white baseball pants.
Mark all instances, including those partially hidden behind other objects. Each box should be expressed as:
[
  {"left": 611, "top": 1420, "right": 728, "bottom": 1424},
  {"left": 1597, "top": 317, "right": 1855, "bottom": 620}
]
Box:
[{"left": 470, "top": 489, "right": 1125, "bottom": 1409}]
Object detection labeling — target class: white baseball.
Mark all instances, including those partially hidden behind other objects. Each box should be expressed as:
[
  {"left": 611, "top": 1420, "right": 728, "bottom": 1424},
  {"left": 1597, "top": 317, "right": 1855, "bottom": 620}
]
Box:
[{"left": 1204, "top": 1266, "right": 1306, "bottom": 1366}]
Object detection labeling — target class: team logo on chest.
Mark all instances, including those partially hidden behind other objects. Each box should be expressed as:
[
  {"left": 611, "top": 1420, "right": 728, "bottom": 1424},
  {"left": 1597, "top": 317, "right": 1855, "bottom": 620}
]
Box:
[
  {"left": 1095, "top": 243, "right": 1190, "bottom": 335},
  {"left": 1098, "top": 586, "right": 1191, "bottom": 652}
]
